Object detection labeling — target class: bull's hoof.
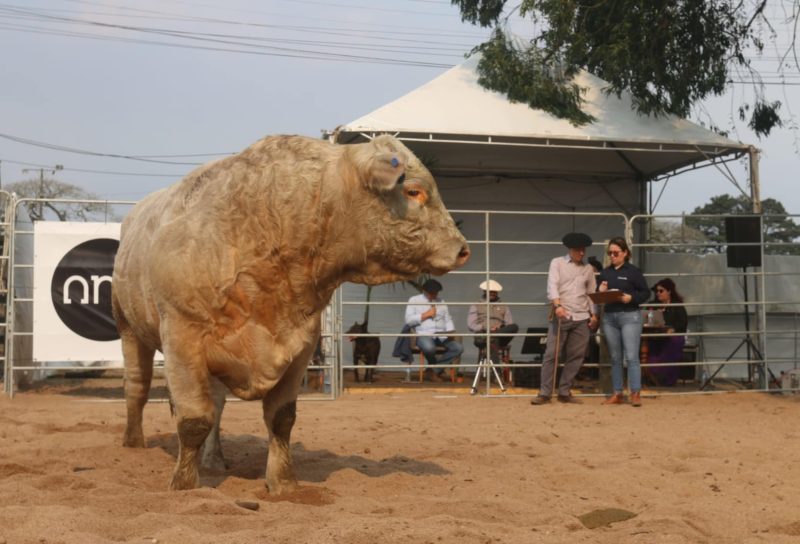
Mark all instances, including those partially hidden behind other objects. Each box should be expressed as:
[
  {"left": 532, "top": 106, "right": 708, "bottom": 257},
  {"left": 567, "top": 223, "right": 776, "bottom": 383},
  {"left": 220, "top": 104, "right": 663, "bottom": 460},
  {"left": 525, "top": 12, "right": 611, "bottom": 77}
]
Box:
[
  {"left": 266, "top": 478, "right": 298, "bottom": 496},
  {"left": 169, "top": 473, "right": 200, "bottom": 491},
  {"left": 122, "top": 429, "right": 145, "bottom": 448},
  {"left": 200, "top": 451, "right": 227, "bottom": 473}
]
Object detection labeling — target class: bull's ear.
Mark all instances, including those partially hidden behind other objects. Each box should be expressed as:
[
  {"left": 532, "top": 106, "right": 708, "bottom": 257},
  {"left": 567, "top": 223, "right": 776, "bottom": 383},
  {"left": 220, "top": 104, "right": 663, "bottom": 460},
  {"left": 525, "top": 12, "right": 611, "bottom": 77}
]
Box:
[
  {"left": 368, "top": 152, "right": 407, "bottom": 192},
  {"left": 350, "top": 136, "right": 409, "bottom": 192}
]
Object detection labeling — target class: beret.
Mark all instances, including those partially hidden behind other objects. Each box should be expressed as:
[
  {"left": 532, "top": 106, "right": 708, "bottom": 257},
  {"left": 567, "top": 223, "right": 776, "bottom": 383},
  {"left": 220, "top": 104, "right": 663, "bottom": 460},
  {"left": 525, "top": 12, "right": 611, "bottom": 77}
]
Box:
[{"left": 562, "top": 232, "right": 593, "bottom": 249}]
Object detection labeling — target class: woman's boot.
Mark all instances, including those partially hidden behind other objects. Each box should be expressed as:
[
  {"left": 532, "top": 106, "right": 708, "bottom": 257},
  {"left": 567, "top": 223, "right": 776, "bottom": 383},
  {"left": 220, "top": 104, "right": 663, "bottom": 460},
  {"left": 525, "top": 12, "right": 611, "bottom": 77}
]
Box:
[{"left": 603, "top": 392, "right": 625, "bottom": 405}]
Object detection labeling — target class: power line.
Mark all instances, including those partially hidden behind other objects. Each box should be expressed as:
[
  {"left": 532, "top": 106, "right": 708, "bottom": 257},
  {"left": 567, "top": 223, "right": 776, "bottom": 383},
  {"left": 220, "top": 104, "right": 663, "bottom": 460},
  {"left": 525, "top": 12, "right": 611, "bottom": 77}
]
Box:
[
  {"left": 72, "top": 0, "right": 459, "bottom": 21},
  {"left": 6, "top": 3, "right": 483, "bottom": 43},
  {"left": 730, "top": 80, "right": 800, "bottom": 85},
  {"left": 0, "top": 158, "right": 186, "bottom": 177},
  {"left": 0, "top": 132, "right": 206, "bottom": 165},
  {"left": 7, "top": 2, "right": 483, "bottom": 42},
  {"left": 94, "top": 0, "right": 466, "bottom": 32},
  {"left": 0, "top": 14, "right": 457, "bottom": 68},
  {"left": 0, "top": 19, "right": 468, "bottom": 57}
]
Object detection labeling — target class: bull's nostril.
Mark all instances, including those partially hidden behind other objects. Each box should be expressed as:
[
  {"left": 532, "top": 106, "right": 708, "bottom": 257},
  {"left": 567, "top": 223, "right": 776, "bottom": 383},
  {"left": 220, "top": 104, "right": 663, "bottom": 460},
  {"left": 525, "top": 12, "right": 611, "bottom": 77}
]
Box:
[{"left": 458, "top": 245, "right": 471, "bottom": 260}]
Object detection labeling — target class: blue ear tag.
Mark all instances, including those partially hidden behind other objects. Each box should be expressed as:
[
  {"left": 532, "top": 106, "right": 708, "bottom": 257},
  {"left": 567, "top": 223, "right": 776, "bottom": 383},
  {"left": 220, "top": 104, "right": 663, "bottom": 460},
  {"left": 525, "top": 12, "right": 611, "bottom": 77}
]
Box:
[{"left": 390, "top": 157, "right": 399, "bottom": 168}]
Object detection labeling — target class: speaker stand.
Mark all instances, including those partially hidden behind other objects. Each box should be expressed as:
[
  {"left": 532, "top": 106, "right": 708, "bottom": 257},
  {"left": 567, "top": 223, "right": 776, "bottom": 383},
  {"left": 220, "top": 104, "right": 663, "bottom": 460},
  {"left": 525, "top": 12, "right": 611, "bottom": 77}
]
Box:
[{"left": 701, "top": 267, "right": 776, "bottom": 390}]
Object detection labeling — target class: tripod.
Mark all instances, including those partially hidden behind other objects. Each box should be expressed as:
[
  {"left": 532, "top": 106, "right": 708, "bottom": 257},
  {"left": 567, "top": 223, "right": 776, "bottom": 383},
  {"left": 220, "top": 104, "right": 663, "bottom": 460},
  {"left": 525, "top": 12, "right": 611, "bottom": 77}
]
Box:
[
  {"left": 470, "top": 344, "right": 506, "bottom": 395},
  {"left": 701, "top": 266, "right": 773, "bottom": 390}
]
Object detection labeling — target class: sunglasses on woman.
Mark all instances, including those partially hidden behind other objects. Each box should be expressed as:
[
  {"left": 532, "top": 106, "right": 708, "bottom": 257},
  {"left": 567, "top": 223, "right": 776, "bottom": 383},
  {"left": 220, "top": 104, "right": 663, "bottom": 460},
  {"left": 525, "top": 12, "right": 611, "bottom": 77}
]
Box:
[{"left": 607, "top": 250, "right": 622, "bottom": 256}]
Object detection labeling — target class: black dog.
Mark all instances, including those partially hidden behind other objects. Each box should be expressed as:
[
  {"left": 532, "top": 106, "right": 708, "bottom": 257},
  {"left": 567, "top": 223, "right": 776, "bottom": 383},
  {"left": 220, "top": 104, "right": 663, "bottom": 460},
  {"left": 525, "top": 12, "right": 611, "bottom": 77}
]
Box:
[{"left": 346, "top": 321, "right": 380, "bottom": 383}]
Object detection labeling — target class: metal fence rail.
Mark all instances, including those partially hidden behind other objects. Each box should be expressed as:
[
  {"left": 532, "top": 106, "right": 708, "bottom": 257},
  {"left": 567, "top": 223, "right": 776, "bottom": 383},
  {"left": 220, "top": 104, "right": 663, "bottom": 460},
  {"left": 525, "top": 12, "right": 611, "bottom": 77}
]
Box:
[
  {"left": 3, "top": 197, "right": 137, "bottom": 396},
  {"left": 336, "top": 209, "right": 629, "bottom": 397},
  {"left": 0, "top": 191, "right": 12, "bottom": 388},
  {"left": 2, "top": 198, "right": 799, "bottom": 399},
  {"left": 629, "top": 213, "right": 800, "bottom": 393}
]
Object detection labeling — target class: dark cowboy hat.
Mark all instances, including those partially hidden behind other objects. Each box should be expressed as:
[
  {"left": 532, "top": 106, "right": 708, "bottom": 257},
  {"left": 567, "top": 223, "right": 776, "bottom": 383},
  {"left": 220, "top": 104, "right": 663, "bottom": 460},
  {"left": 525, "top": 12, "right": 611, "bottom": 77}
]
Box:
[
  {"left": 421, "top": 278, "right": 443, "bottom": 293},
  {"left": 562, "top": 232, "right": 593, "bottom": 249}
]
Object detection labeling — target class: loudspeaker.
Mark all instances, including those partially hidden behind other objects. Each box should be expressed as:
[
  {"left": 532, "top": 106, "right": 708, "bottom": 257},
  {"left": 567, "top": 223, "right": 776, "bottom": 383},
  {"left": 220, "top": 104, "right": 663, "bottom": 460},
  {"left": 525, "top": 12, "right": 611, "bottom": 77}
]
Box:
[
  {"left": 512, "top": 361, "right": 541, "bottom": 388},
  {"left": 725, "top": 216, "right": 761, "bottom": 268},
  {"left": 520, "top": 327, "right": 548, "bottom": 355}
]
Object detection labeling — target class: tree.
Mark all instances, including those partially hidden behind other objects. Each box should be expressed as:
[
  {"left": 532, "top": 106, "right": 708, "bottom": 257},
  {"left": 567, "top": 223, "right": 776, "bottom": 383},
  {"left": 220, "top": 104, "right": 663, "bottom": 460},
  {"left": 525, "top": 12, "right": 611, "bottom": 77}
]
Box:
[
  {"left": 452, "top": 1, "right": 787, "bottom": 137},
  {"left": 647, "top": 218, "right": 711, "bottom": 253},
  {"left": 686, "top": 194, "right": 800, "bottom": 255},
  {"left": 5, "top": 178, "right": 113, "bottom": 222}
]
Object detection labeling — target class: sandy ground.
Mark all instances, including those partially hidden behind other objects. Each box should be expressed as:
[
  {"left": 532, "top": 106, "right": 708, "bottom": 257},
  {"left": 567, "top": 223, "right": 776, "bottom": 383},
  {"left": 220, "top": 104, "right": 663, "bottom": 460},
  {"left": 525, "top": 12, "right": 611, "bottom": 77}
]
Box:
[{"left": 1, "top": 377, "right": 799, "bottom": 544}]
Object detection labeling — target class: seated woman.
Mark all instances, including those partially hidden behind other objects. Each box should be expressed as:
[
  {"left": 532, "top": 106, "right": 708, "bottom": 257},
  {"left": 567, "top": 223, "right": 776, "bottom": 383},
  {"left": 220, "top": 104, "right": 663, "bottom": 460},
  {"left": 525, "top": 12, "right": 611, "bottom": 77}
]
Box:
[{"left": 646, "top": 278, "right": 688, "bottom": 386}]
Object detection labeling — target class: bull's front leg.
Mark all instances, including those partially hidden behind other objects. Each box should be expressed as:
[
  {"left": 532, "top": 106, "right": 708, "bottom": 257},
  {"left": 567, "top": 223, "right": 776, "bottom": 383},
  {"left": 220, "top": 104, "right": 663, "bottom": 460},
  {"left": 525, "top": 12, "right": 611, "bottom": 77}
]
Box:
[
  {"left": 172, "top": 413, "right": 213, "bottom": 490},
  {"left": 261, "top": 345, "right": 314, "bottom": 494},
  {"left": 162, "top": 328, "right": 216, "bottom": 491},
  {"left": 263, "top": 400, "right": 298, "bottom": 494}
]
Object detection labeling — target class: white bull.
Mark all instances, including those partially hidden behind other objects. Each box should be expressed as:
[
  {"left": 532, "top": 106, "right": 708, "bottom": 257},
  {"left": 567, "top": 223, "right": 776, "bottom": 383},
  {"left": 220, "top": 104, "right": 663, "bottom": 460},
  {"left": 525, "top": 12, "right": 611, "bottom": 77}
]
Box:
[{"left": 111, "top": 134, "right": 469, "bottom": 493}]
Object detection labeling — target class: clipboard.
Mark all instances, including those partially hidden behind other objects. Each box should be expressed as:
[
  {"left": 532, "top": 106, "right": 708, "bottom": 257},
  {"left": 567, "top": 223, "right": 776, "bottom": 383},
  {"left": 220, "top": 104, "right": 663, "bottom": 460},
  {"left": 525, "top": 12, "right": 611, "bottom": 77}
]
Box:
[{"left": 588, "top": 290, "right": 626, "bottom": 304}]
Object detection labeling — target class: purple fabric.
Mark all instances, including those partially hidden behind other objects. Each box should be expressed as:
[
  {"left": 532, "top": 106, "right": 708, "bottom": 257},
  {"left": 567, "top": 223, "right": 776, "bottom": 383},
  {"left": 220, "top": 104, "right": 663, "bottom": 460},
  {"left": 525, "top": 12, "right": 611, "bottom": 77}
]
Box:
[{"left": 646, "top": 336, "right": 686, "bottom": 386}]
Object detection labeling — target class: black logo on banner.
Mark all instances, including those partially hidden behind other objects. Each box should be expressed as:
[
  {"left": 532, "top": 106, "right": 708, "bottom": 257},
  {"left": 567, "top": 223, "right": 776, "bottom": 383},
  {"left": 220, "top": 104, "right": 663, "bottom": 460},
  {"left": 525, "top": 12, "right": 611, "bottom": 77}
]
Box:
[{"left": 51, "top": 238, "right": 120, "bottom": 341}]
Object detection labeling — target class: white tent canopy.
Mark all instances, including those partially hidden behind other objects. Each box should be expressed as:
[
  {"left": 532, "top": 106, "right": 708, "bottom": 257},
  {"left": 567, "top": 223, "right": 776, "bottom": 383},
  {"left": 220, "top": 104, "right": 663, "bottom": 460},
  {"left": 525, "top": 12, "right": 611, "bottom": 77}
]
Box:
[
  {"left": 327, "top": 56, "right": 752, "bottom": 185},
  {"left": 324, "top": 56, "right": 768, "bottom": 382}
]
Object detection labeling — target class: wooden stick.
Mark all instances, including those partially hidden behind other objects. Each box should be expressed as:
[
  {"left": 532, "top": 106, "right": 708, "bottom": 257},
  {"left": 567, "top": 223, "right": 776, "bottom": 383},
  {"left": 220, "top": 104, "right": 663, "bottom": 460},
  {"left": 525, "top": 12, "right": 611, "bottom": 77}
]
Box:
[{"left": 551, "top": 318, "right": 562, "bottom": 398}]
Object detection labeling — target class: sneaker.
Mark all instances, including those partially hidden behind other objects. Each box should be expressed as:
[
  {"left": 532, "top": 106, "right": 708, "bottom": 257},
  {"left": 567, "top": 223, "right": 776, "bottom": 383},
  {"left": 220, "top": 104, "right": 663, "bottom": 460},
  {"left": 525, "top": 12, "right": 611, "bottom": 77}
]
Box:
[
  {"left": 557, "top": 395, "right": 583, "bottom": 404},
  {"left": 530, "top": 396, "right": 551, "bottom": 405}
]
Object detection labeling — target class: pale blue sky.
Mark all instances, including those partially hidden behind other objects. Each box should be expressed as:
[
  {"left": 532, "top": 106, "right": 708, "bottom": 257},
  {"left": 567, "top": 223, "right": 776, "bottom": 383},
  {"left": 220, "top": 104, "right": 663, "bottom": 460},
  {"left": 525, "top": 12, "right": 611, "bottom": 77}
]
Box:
[{"left": 1, "top": 0, "right": 798, "bottom": 215}]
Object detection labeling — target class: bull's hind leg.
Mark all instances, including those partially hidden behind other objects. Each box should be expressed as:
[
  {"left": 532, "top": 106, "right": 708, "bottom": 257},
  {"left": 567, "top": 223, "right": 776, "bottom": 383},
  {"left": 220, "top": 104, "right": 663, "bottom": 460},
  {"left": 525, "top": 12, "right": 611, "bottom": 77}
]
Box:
[
  {"left": 162, "top": 331, "right": 215, "bottom": 490},
  {"left": 261, "top": 342, "right": 315, "bottom": 495},
  {"left": 120, "top": 328, "right": 156, "bottom": 449},
  {"left": 200, "top": 377, "right": 227, "bottom": 471}
]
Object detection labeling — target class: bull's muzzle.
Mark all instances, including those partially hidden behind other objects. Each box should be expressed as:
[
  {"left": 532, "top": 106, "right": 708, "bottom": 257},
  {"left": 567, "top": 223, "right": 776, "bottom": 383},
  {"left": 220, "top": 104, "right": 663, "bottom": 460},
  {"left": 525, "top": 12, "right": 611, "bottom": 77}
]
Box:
[{"left": 456, "top": 244, "right": 471, "bottom": 267}]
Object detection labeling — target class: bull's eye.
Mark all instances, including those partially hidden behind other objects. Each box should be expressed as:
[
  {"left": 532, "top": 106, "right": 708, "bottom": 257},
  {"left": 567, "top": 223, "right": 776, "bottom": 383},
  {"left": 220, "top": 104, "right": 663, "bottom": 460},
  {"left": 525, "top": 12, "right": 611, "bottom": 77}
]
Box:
[
  {"left": 396, "top": 173, "right": 406, "bottom": 184},
  {"left": 403, "top": 185, "right": 428, "bottom": 205}
]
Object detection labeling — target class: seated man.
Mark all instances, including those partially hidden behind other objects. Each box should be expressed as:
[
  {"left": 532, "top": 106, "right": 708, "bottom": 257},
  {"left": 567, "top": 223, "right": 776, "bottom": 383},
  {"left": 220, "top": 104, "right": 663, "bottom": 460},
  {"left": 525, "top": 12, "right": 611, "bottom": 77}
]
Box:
[
  {"left": 405, "top": 279, "right": 463, "bottom": 382},
  {"left": 467, "top": 279, "right": 519, "bottom": 362}
]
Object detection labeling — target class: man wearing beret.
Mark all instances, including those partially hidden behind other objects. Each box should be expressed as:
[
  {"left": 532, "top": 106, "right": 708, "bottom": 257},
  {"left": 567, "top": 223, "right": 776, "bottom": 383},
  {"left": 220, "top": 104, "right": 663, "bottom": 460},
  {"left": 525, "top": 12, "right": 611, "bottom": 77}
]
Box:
[
  {"left": 405, "top": 279, "right": 463, "bottom": 382},
  {"left": 531, "top": 232, "right": 598, "bottom": 405}
]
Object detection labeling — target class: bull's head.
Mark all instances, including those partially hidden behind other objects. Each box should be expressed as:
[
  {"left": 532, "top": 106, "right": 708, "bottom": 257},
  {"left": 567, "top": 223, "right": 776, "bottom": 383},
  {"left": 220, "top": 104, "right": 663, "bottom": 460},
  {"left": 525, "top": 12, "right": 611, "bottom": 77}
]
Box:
[{"left": 343, "top": 135, "right": 470, "bottom": 284}]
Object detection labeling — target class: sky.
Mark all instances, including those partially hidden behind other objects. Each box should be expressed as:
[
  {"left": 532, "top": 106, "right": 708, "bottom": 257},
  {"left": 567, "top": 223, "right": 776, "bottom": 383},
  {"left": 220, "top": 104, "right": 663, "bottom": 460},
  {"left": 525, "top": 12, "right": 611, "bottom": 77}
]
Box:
[{"left": 1, "top": 0, "right": 799, "bottom": 216}]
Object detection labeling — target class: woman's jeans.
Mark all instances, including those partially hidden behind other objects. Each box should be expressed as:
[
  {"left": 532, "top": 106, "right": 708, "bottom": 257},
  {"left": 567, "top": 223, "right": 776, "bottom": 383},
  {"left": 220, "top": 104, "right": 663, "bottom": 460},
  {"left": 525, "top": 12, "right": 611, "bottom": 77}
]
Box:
[{"left": 602, "top": 310, "right": 642, "bottom": 393}]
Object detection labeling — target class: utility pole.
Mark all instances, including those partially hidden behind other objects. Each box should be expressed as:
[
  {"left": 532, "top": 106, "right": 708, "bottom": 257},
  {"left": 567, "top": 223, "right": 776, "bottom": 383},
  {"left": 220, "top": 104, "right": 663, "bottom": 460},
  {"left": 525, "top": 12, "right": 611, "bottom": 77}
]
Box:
[{"left": 21, "top": 164, "right": 63, "bottom": 220}]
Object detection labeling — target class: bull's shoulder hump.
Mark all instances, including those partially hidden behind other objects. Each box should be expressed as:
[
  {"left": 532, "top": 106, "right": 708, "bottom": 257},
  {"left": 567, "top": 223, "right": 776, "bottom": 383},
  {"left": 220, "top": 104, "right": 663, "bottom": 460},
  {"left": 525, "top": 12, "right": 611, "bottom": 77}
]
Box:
[
  {"left": 124, "top": 134, "right": 341, "bottom": 222},
  {"left": 242, "top": 134, "right": 337, "bottom": 162}
]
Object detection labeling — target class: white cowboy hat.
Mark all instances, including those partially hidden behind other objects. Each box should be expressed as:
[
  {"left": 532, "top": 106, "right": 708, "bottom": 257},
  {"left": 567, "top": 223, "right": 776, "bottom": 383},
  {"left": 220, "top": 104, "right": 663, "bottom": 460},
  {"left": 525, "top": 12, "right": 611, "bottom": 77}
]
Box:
[{"left": 479, "top": 279, "right": 503, "bottom": 292}]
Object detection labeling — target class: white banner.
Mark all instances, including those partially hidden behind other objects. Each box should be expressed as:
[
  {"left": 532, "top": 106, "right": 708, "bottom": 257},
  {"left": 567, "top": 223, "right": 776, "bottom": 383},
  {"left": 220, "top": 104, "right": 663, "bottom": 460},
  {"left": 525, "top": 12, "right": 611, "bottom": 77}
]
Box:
[{"left": 33, "top": 222, "right": 124, "bottom": 364}]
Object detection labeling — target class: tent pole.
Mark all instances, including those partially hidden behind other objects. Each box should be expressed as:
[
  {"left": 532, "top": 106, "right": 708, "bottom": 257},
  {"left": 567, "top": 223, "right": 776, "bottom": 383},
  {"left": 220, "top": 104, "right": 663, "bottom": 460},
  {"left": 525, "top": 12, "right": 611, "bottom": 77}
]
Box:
[
  {"left": 637, "top": 175, "right": 647, "bottom": 269},
  {"left": 749, "top": 145, "right": 767, "bottom": 389},
  {"left": 748, "top": 146, "right": 761, "bottom": 213}
]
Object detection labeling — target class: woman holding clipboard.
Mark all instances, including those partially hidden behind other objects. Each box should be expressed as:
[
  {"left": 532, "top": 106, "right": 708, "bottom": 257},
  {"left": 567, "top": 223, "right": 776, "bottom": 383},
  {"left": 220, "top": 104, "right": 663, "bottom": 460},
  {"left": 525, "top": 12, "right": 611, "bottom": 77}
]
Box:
[{"left": 596, "top": 237, "right": 651, "bottom": 406}]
